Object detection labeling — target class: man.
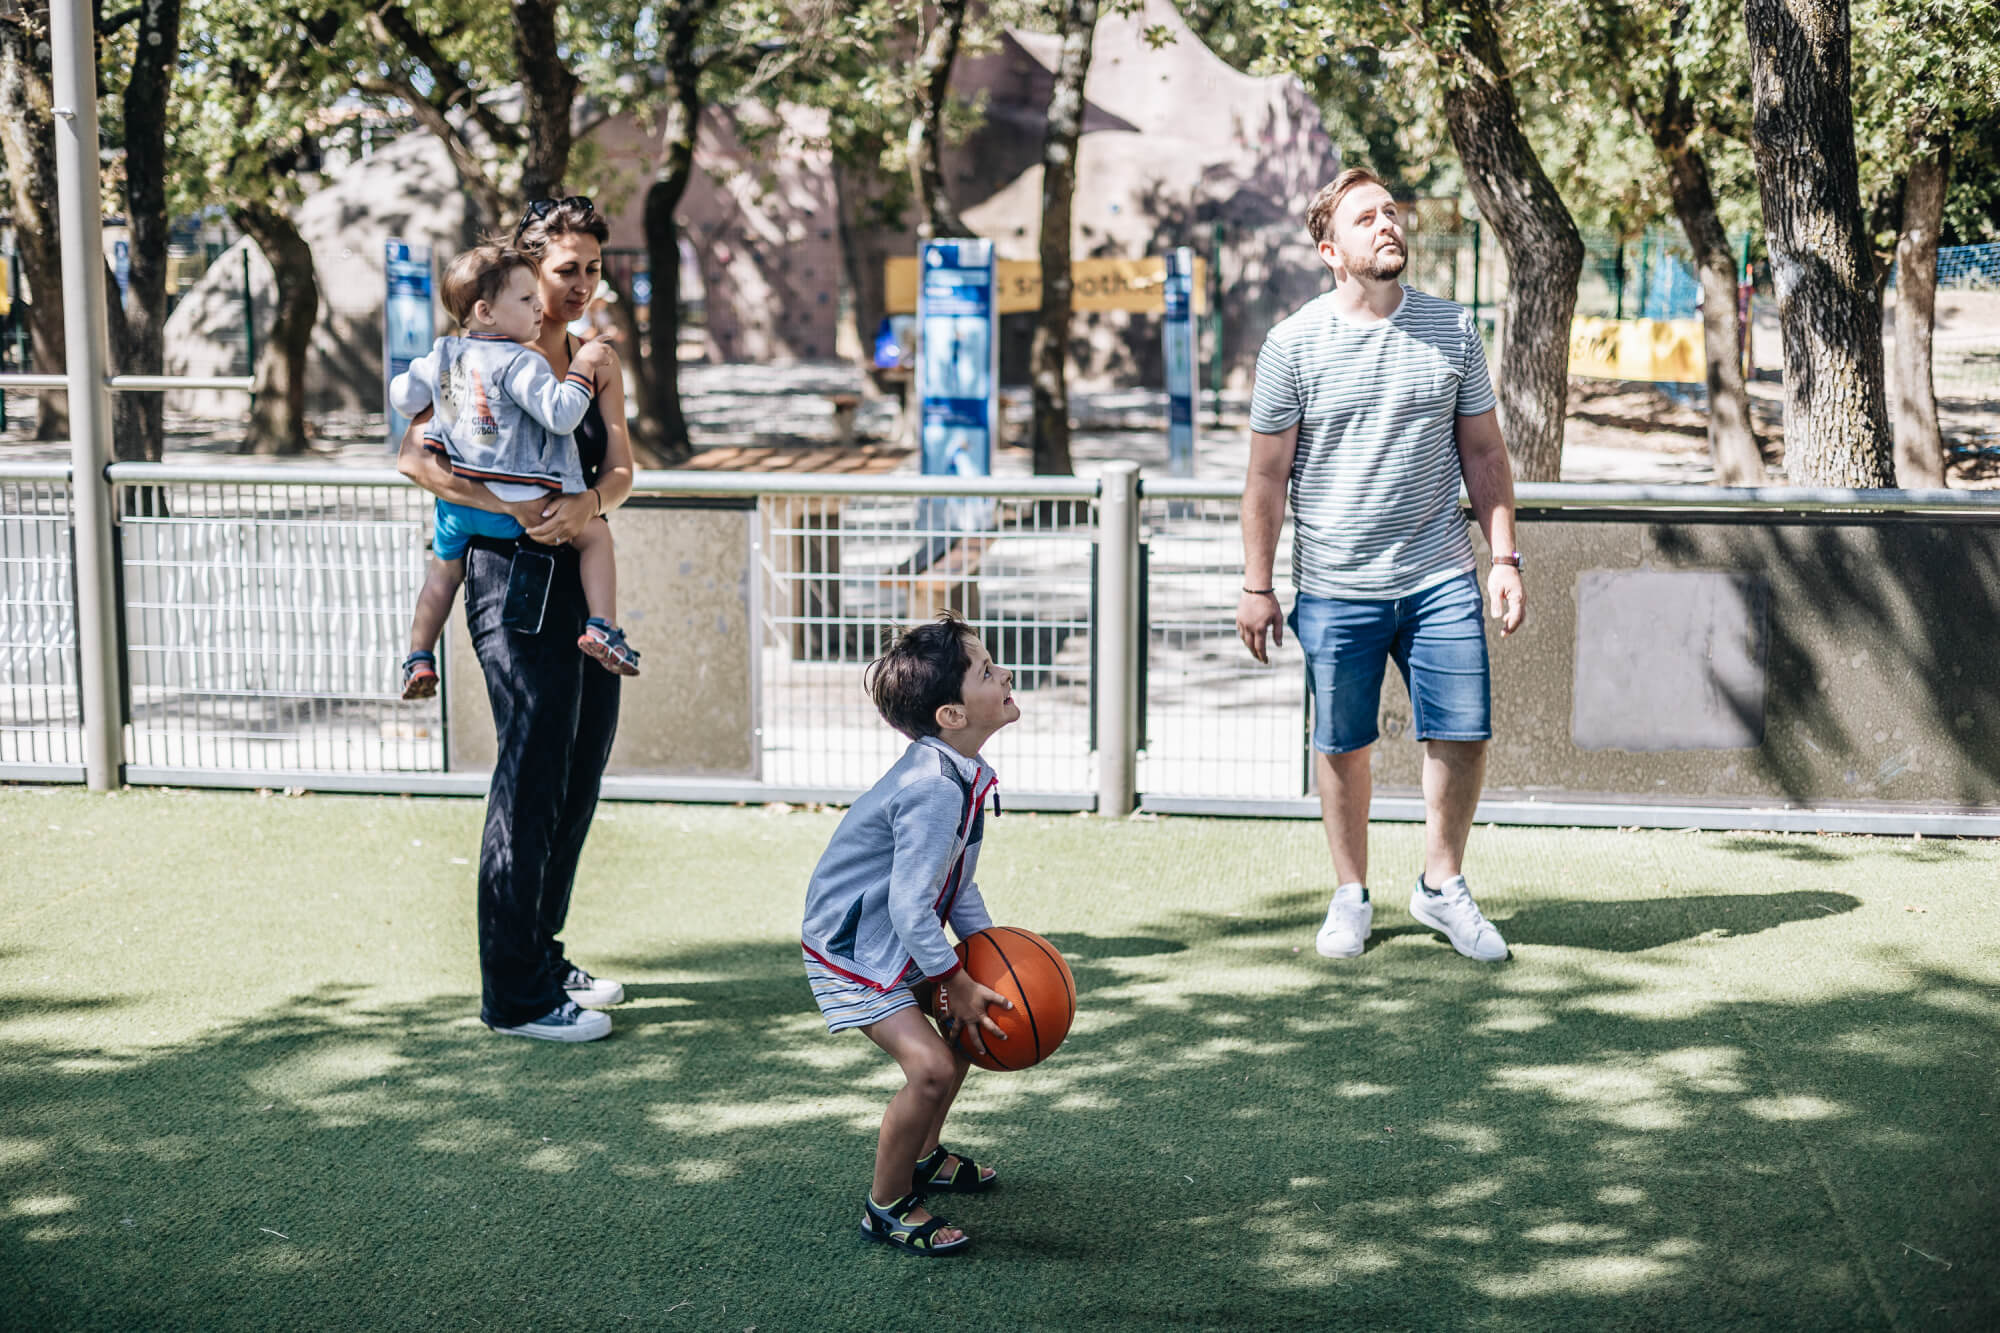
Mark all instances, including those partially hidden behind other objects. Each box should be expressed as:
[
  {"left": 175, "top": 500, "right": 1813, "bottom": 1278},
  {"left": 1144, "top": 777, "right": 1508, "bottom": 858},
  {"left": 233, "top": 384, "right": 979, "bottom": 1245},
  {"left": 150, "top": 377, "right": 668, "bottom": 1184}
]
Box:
[{"left": 1236, "top": 168, "right": 1526, "bottom": 963}]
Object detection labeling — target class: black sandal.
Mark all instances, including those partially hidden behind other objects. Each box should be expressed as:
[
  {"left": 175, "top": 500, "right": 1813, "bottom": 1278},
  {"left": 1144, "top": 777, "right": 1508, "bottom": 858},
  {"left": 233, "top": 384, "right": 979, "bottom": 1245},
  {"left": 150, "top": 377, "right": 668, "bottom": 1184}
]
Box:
[
  {"left": 860, "top": 1192, "right": 970, "bottom": 1256},
  {"left": 913, "top": 1145, "right": 998, "bottom": 1194}
]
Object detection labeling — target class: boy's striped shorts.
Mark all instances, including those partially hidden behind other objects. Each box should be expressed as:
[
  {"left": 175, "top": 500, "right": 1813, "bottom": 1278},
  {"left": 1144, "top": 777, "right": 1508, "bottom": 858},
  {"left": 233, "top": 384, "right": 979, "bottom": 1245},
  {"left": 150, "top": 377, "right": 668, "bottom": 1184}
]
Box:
[{"left": 803, "top": 950, "right": 922, "bottom": 1034}]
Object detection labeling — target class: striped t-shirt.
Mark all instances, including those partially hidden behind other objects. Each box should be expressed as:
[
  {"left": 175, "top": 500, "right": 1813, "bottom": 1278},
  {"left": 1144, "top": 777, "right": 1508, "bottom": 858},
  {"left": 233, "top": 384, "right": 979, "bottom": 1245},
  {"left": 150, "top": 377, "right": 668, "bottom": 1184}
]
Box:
[{"left": 1250, "top": 286, "right": 1496, "bottom": 600}]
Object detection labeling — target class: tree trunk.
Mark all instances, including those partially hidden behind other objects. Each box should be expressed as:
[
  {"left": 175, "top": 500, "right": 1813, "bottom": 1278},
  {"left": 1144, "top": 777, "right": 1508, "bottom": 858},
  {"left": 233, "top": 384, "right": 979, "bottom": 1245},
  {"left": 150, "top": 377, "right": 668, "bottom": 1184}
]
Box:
[
  {"left": 112, "top": 0, "right": 182, "bottom": 464},
  {"left": 511, "top": 0, "right": 579, "bottom": 201},
  {"left": 632, "top": 33, "right": 709, "bottom": 467},
  {"left": 1743, "top": 0, "right": 1893, "bottom": 487},
  {"left": 0, "top": 1, "right": 68, "bottom": 440},
  {"left": 1030, "top": 0, "right": 1098, "bottom": 477},
  {"left": 1438, "top": 0, "right": 1583, "bottom": 482},
  {"left": 1890, "top": 137, "right": 1949, "bottom": 489},
  {"left": 232, "top": 201, "right": 318, "bottom": 456},
  {"left": 641, "top": 172, "right": 692, "bottom": 464},
  {"left": 599, "top": 265, "right": 656, "bottom": 440},
  {"left": 831, "top": 159, "right": 888, "bottom": 372},
  {"left": 910, "top": 0, "right": 971, "bottom": 238},
  {"left": 1635, "top": 51, "right": 1765, "bottom": 486}
]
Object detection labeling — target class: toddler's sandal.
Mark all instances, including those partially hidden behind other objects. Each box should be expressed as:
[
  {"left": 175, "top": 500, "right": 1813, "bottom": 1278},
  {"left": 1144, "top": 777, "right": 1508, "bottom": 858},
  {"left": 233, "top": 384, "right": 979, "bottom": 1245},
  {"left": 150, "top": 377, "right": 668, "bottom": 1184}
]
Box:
[
  {"left": 578, "top": 620, "right": 642, "bottom": 676},
  {"left": 860, "top": 1192, "right": 970, "bottom": 1256},
  {"left": 401, "top": 651, "right": 439, "bottom": 701}
]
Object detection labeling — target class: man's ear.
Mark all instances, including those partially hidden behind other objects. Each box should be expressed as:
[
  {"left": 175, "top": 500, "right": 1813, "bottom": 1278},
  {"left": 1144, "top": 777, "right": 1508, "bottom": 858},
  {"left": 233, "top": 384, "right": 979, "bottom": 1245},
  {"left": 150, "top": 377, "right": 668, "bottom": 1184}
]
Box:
[{"left": 934, "top": 701, "right": 966, "bottom": 733}]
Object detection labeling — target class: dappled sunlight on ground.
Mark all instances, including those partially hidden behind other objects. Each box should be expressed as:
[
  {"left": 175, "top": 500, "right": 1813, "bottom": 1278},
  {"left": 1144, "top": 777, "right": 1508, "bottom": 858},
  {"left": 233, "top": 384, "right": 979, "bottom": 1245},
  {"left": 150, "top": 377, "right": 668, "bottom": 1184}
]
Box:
[{"left": 0, "top": 790, "right": 1995, "bottom": 1328}]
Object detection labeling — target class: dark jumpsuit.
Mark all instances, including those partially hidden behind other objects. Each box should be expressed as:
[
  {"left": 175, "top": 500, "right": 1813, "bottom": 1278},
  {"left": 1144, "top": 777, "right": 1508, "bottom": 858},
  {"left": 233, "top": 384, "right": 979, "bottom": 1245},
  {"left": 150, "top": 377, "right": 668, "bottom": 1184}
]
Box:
[{"left": 463, "top": 375, "right": 620, "bottom": 1027}]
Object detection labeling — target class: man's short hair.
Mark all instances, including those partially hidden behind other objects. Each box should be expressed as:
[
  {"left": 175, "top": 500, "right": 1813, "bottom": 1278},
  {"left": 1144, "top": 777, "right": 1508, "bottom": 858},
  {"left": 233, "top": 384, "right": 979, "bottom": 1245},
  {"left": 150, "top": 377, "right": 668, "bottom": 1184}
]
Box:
[
  {"left": 866, "top": 613, "right": 977, "bottom": 740},
  {"left": 440, "top": 245, "right": 539, "bottom": 325},
  {"left": 1306, "top": 168, "right": 1389, "bottom": 245}
]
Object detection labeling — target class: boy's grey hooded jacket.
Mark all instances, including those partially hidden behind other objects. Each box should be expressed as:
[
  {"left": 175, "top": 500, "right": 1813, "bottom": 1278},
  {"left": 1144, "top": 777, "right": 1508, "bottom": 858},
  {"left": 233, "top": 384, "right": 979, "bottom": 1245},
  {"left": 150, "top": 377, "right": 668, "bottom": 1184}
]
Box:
[
  {"left": 801, "top": 736, "right": 997, "bottom": 988},
  {"left": 390, "top": 332, "right": 593, "bottom": 498}
]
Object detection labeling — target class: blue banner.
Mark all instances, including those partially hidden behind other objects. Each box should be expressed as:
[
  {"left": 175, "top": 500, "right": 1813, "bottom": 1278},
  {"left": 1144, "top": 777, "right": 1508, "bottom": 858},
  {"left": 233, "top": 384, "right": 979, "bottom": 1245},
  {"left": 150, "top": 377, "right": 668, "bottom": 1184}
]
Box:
[
  {"left": 917, "top": 239, "right": 997, "bottom": 536},
  {"left": 1163, "top": 247, "right": 1197, "bottom": 477},
  {"left": 384, "top": 239, "right": 435, "bottom": 452}
]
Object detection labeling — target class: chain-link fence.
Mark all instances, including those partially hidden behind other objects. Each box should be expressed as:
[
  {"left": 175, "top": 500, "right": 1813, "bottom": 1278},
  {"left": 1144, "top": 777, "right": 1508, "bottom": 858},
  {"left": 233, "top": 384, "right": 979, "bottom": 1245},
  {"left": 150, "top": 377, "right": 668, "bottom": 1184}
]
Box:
[{"left": 0, "top": 468, "right": 82, "bottom": 775}]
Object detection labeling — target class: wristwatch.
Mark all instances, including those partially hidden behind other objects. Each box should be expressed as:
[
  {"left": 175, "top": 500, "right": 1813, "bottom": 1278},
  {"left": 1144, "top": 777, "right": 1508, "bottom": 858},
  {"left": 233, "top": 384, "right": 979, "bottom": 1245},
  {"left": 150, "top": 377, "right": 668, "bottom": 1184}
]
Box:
[{"left": 1492, "top": 551, "right": 1524, "bottom": 570}]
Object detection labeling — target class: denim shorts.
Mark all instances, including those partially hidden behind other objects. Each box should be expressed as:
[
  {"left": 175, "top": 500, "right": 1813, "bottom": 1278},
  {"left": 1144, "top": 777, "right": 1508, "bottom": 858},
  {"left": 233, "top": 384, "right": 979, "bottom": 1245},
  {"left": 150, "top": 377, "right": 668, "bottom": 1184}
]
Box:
[
  {"left": 432, "top": 499, "right": 525, "bottom": 562},
  {"left": 1288, "top": 571, "right": 1492, "bottom": 754}
]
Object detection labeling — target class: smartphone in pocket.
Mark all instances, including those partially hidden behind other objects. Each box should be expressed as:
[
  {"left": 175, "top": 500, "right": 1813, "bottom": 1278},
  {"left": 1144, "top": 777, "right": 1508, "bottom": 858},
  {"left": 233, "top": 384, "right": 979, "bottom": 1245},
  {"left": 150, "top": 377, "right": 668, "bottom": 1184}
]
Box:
[{"left": 500, "top": 548, "right": 555, "bottom": 634}]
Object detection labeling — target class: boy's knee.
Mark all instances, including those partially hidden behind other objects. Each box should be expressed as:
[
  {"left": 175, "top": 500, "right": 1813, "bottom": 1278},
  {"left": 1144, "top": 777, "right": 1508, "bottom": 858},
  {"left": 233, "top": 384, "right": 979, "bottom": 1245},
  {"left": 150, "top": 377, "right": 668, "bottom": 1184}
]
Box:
[{"left": 906, "top": 1047, "right": 957, "bottom": 1102}]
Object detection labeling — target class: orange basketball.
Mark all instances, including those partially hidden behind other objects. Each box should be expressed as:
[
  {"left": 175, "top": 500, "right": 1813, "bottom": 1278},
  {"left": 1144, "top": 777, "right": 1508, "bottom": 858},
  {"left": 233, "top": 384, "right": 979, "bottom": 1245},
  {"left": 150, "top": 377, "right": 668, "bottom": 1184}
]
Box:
[{"left": 942, "top": 927, "right": 1076, "bottom": 1071}]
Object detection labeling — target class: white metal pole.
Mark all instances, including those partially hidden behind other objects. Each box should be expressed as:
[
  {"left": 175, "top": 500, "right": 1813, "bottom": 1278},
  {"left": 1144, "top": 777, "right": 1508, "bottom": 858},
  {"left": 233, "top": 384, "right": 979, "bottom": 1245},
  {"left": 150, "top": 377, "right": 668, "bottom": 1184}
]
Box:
[
  {"left": 50, "top": 0, "right": 124, "bottom": 790},
  {"left": 1095, "top": 461, "right": 1140, "bottom": 815}
]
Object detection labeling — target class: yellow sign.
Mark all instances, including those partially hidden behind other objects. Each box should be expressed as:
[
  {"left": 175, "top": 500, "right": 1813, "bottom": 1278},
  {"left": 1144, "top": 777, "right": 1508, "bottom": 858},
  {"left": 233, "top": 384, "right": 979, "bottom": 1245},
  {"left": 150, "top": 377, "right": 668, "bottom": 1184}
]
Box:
[
  {"left": 1568, "top": 316, "right": 1705, "bottom": 382},
  {"left": 0, "top": 255, "right": 10, "bottom": 317},
  {"left": 886, "top": 255, "right": 1206, "bottom": 316}
]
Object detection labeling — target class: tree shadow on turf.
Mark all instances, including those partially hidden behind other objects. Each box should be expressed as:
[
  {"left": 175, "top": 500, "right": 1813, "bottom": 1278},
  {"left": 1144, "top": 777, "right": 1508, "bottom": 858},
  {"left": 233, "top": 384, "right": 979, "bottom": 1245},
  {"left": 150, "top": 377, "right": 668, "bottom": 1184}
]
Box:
[
  {"left": 1711, "top": 834, "right": 1978, "bottom": 866},
  {"left": 1487, "top": 889, "right": 1862, "bottom": 952},
  {"left": 3, "top": 919, "right": 1996, "bottom": 1331}
]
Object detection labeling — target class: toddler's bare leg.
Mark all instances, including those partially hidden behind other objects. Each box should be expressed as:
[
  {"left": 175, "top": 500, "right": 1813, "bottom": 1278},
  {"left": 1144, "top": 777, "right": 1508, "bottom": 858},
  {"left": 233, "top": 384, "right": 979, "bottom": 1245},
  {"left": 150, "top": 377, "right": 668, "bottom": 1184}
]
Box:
[
  {"left": 572, "top": 518, "right": 617, "bottom": 625},
  {"left": 409, "top": 557, "right": 465, "bottom": 653}
]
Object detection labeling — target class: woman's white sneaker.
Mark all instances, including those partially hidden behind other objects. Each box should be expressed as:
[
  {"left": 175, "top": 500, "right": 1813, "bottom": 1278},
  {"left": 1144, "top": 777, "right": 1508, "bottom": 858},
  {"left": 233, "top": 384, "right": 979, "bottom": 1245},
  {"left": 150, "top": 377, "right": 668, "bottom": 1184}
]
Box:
[
  {"left": 489, "top": 999, "right": 613, "bottom": 1042},
  {"left": 1409, "top": 874, "right": 1509, "bottom": 962},
  {"left": 1315, "top": 883, "right": 1373, "bottom": 958},
  {"left": 561, "top": 965, "right": 625, "bottom": 1008}
]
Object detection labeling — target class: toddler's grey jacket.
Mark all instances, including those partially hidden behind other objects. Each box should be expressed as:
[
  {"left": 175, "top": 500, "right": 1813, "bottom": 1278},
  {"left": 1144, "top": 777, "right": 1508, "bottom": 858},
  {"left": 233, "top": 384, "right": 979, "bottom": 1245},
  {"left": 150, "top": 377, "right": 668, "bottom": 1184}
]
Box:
[{"left": 390, "top": 333, "right": 593, "bottom": 495}]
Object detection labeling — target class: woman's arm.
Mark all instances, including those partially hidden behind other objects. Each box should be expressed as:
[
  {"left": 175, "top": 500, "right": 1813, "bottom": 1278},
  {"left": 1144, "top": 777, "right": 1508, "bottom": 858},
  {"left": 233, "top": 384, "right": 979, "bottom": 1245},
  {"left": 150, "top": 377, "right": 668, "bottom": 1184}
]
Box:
[
  {"left": 591, "top": 351, "right": 637, "bottom": 512},
  {"left": 395, "top": 412, "right": 542, "bottom": 524},
  {"left": 522, "top": 348, "right": 637, "bottom": 545}
]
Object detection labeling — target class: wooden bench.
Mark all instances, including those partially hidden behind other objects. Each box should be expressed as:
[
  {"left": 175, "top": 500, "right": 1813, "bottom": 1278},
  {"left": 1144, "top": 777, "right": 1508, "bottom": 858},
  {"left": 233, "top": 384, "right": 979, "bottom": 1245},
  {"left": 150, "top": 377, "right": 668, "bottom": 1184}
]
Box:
[
  {"left": 827, "top": 392, "right": 862, "bottom": 447},
  {"left": 882, "top": 532, "right": 991, "bottom": 623}
]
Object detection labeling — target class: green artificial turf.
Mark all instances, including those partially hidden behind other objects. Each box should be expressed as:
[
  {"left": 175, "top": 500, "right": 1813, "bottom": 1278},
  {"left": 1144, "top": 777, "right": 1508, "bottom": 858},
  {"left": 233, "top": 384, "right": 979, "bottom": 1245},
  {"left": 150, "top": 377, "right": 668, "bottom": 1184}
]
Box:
[{"left": 2, "top": 787, "right": 1996, "bottom": 1331}]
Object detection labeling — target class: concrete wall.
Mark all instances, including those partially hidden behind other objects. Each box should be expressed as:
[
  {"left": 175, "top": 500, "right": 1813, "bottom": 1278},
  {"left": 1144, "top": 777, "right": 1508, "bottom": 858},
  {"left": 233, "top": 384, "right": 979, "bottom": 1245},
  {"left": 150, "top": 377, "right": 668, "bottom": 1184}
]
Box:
[
  {"left": 1368, "top": 517, "right": 2000, "bottom": 810},
  {"left": 443, "top": 502, "right": 759, "bottom": 778}
]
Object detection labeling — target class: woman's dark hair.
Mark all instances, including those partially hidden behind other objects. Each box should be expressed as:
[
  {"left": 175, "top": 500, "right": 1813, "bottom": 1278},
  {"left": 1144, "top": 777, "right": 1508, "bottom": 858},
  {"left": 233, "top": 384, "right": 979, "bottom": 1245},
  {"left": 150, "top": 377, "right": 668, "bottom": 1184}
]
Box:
[
  {"left": 866, "top": 614, "right": 977, "bottom": 740},
  {"left": 510, "top": 196, "right": 610, "bottom": 261}
]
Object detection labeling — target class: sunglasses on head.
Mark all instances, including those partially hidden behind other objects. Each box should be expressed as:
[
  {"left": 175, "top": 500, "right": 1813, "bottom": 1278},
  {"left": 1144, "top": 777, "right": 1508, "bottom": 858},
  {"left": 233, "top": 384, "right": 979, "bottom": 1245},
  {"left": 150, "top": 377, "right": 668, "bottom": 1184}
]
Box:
[{"left": 513, "top": 196, "right": 594, "bottom": 240}]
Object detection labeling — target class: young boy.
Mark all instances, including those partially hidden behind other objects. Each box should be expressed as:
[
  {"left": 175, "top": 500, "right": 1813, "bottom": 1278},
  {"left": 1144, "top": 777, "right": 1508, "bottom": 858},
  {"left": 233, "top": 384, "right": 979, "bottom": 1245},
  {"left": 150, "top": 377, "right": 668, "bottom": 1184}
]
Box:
[
  {"left": 390, "top": 245, "right": 639, "bottom": 699},
  {"left": 800, "top": 614, "right": 1020, "bottom": 1257}
]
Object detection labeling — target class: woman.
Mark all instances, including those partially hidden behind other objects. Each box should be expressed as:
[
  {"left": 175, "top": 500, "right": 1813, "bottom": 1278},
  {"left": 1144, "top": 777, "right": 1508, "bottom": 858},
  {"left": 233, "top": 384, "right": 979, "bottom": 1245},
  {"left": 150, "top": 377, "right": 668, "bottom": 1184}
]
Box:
[{"left": 397, "top": 198, "right": 636, "bottom": 1042}]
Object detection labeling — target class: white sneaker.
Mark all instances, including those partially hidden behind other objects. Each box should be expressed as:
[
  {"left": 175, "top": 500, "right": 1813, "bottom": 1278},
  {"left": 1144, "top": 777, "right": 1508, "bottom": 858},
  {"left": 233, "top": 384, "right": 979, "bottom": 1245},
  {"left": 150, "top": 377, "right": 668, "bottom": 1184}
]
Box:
[
  {"left": 561, "top": 965, "right": 625, "bottom": 1008},
  {"left": 1409, "top": 875, "right": 1509, "bottom": 962},
  {"left": 490, "top": 1000, "right": 612, "bottom": 1042},
  {"left": 1315, "top": 883, "right": 1373, "bottom": 958}
]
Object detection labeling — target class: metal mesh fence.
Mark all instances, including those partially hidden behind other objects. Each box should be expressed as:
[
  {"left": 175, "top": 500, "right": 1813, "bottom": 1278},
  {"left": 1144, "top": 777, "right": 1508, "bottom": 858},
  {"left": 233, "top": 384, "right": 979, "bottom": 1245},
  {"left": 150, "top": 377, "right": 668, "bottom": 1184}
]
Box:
[
  {"left": 1137, "top": 492, "right": 1305, "bottom": 801},
  {"left": 116, "top": 478, "right": 441, "bottom": 773},
  {"left": 1938, "top": 243, "right": 2000, "bottom": 291},
  {"left": 0, "top": 474, "right": 82, "bottom": 771},
  {"left": 1929, "top": 244, "right": 2000, "bottom": 403},
  {"left": 756, "top": 491, "right": 1097, "bottom": 796}
]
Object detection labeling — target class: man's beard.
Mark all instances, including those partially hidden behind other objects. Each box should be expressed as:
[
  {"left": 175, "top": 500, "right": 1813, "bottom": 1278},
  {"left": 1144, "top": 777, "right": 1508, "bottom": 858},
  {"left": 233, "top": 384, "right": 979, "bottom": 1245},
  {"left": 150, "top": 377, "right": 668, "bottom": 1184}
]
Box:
[{"left": 1344, "top": 243, "right": 1407, "bottom": 282}]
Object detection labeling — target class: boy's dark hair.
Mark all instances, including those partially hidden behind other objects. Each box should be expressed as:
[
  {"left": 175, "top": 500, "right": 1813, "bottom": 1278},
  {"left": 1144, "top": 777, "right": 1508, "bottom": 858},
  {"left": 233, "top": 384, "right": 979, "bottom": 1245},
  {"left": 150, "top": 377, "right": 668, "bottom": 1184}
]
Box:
[
  {"left": 866, "top": 613, "right": 977, "bottom": 740},
  {"left": 441, "top": 245, "right": 539, "bottom": 325}
]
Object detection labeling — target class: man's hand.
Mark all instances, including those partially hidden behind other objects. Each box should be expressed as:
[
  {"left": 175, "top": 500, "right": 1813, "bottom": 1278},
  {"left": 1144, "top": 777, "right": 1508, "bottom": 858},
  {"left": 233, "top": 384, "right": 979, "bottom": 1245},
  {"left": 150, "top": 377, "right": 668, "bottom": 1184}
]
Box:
[
  {"left": 1236, "top": 590, "right": 1284, "bottom": 664},
  {"left": 1487, "top": 565, "right": 1526, "bottom": 637},
  {"left": 935, "top": 975, "right": 1012, "bottom": 1058}
]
